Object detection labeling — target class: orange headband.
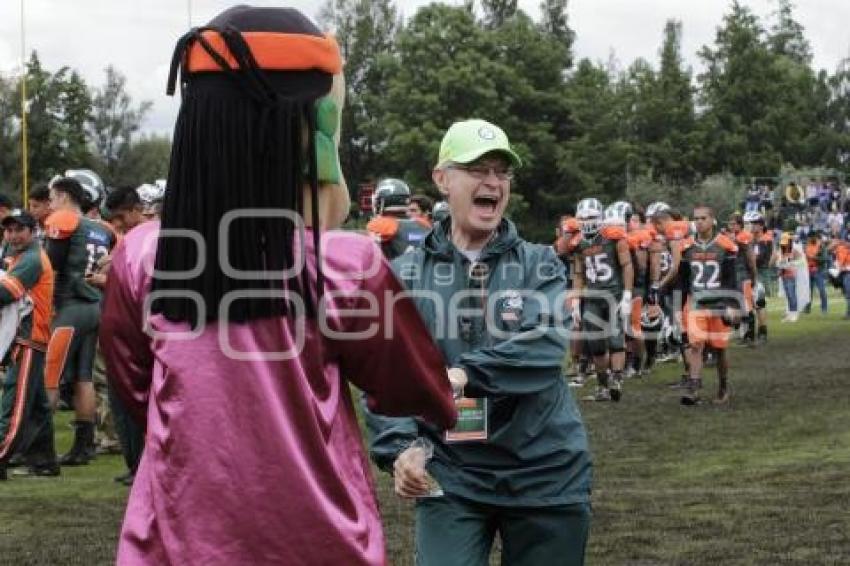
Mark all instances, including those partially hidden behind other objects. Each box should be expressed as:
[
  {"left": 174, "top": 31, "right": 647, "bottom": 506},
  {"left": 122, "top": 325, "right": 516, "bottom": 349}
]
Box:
[{"left": 187, "top": 31, "right": 342, "bottom": 75}]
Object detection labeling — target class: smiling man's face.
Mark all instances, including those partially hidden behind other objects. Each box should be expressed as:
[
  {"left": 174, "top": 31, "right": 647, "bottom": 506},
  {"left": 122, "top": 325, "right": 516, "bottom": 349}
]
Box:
[{"left": 433, "top": 152, "right": 512, "bottom": 246}]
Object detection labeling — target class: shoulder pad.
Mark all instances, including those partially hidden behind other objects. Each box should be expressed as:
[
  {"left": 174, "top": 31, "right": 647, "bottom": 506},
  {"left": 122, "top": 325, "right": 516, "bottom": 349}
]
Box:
[
  {"left": 562, "top": 218, "right": 580, "bottom": 233},
  {"left": 45, "top": 210, "right": 80, "bottom": 239},
  {"left": 556, "top": 233, "right": 583, "bottom": 255},
  {"left": 366, "top": 216, "right": 399, "bottom": 242},
  {"left": 600, "top": 226, "right": 627, "bottom": 240},
  {"left": 715, "top": 234, "right": 739, "bottom": 253},
  {"left": 632, "top": 229, "right": 653, "bottom": 249},
  {"left": 736, "top": 230, "right": 754, "bottom": 245},
  {"left": 665, "top": 221, "right": 689, "bottom": 241}
]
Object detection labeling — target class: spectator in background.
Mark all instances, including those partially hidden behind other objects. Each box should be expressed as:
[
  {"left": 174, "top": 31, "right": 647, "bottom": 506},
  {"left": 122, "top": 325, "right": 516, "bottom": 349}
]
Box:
[
  {"left": 100, "top": 186, "right": 148, "bottom": 486},
  {"left": 27, "top": 185, "right": 51, "bottom": 243},
  {"left": 745, "top": 186, "right": 761, "bottom": 213},
  {"left": 0, "top": 194, "right": 13, "bottom": 220},
  {"left": 828, "top": 210, "right": 844, "bottom": 239},
  {"left": 772, "top": 232, "right": 803, "bottom": 322},
  {"left": 407, "top": 194, "right": 434, "bottom": 224},
  {"left": 830, "top": 237, "right": 850, "bottom": 319},
  {"left": 104, "top": 187, "right": 146, "bottom": 234},
  {"left": 813, "top": 207, "right": 829, "bottom": 234},
  {"left": 806, "top": 182, "right": 819, "bottom": 207},
  {"left": 0, "top": 211, "right": 57, "bottom": 480},
  {"left": 818, "top": 183, "right": 831, "bottom": 211},
  {"left": 803, "top": 232, "right": 829, "bottom": 315}
]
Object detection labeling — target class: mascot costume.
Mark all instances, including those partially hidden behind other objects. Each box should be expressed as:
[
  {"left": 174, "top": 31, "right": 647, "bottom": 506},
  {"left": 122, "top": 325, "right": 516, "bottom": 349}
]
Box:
[{"left": 100, "top": 7, "right": 455, "bottom": 564}]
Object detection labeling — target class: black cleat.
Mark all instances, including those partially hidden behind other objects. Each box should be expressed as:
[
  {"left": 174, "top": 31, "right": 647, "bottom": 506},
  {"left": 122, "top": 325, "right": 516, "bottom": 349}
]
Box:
[
  {"left": 7, "top": 452, "right": 28, "bottom": 468},
  {"left": 609, "top": 372, "right": 624, "bottom": 402},
  {"left": 680, "top": 379, "right": 703, "bottom": 406},
  {"left": 12, "top": 463, "right": 61, "bottom": 478},
  {"left": 59, "top": 421, "right": 95, "bottom": 466}
]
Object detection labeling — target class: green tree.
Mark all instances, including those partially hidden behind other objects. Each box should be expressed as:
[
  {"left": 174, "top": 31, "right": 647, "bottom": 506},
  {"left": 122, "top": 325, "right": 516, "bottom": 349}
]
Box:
[
  {"left": 7, "top": 53, "right": 94, "bottom": 195},
  {"left": 377, "top": 5, "right": 573, "bottom": 239},
  {"left": 697, "top": 2, "right": 784, "bottom": 175},
  {"left": 821, "top": 56, "right": 850, "bottom": 170},
  {"left": 317, "top": 0, "right": 401, "bottom": 197},
  {"left": 111, "top": 135, "right": 172, "bottom": 187},
  {"left": 557, "top": 58, "right": 632, "bottom": 203},
  {"left": 767, "top": 0, "right": 811, "bottom": 65},
  {"left": 481, "top": 0, "right": 518, "bottom": 29},
  {"left": 538, "top": 0, "right": 575, "bottom": 61},
  {"left": 88, "top": 65, "right": 152, "bottom": 184},
  {"left": 619, "top": 20, "right": 700, "bottom": 191},
  {"left": 0, "top": 74, "right": 19, "bottom": 197},
  {"left": 697, "top": 1, "right": 828, "bottom": 175},
  {"left": 654, "top": 20, "right": 698, "bottom": 184}
]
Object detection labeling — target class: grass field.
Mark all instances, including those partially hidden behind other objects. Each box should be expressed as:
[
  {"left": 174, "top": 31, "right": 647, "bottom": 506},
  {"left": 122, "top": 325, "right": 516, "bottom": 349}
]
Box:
[{"left": 1, "top": 292, "right": 848, "bottom": 565}]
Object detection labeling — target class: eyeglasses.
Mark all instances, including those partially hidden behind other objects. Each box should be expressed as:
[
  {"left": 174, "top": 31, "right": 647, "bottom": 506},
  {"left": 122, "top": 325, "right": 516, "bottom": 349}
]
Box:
[
  {"left": 449, "top": 163, "right": 514, "bottom": 182},
  {"left": 693, "top": 216, "right": 709, "bottom": 220}
]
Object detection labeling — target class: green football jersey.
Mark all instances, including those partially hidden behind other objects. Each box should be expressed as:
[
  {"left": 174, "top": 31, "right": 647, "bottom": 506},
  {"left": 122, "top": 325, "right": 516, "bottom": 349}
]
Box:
[{"left": 577, "top": 230, "right": 624, "bottom": 293}]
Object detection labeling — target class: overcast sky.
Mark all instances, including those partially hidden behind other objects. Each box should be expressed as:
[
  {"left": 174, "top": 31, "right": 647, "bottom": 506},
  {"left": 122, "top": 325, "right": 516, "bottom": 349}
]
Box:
[{"left": 1, "top": 0, "right": 848, "bottom": 137}]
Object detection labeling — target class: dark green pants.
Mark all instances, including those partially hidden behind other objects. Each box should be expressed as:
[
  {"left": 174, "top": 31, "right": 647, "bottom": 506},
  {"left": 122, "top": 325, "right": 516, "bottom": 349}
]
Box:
[
  {"left": 108, "top": 384, "right": 143, "bottom": 474},
  {"left": 0, "top": 347, "right": 55, "bottom": 464},
  {"left": 415, "top": 494, "right": 590, "bottom": 566}
]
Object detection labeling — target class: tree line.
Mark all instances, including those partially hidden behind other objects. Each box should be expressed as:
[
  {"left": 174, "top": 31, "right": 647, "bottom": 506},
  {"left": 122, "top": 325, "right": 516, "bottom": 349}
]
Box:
[
  {"left": 322, "top": 0, "right": 850, "bottom": 239},
  {"left": 2, "top": 1, "right": 849, "bottom": 240},
  {"left": 0, "top": 53, "right": 169, "bottom": 200}
]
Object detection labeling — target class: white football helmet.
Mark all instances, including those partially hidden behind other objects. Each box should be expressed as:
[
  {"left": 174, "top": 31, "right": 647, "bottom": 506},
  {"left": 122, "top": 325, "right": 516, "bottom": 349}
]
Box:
[
  {"left": 136, "top": 183, "right": 166, "bottom": 205},
  {"left": 603, "top": 201, "right": 632, "bottom": 227},
  {"left": 55, "top": 169, "right": 106, "bottom": 207},
  {"left": 576, "top": 198, "right": 604, "bottom": 236},
  {"left": 646, "top": 201, "right": 671, "bottom": 218}
]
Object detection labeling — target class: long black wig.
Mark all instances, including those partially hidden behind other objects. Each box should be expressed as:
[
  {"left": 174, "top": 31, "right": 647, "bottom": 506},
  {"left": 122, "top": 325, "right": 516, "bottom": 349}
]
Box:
[{"left": 151, "top": 6, "right": 341, "bottom": 326}]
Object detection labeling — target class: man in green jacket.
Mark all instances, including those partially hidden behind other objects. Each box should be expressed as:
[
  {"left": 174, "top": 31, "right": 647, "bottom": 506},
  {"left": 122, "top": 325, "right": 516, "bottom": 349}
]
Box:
[{"left": 366, "top": 119, "right": 592, "bottom": 565}]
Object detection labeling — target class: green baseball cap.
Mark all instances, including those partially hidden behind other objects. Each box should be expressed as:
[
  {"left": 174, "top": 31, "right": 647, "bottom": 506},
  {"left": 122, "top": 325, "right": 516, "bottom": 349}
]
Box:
[{"left": 436, "top": 119, "right": 522, "bottom": 169}]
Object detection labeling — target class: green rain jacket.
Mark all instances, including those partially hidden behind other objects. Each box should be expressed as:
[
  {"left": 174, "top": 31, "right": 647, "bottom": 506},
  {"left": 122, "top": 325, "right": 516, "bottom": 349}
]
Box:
[{"left": 366, "top": 219, "right": 592, "bottom": 507}]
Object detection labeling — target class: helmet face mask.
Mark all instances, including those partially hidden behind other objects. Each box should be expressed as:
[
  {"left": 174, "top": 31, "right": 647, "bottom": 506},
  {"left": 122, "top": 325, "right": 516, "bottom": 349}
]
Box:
[
  {"left": 579, "top": 214, "right": 600, "bottom": 236},
  {"left": 576, "top": 198, "right": 603, "bottom": 237}
]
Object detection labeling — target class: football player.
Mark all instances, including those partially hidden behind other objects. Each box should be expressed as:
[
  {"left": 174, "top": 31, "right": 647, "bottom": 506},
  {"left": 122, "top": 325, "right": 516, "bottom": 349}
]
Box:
[
  {"left": 728, "top": 213, "right": 758, "bottom": 345},
  {"left": 572, "top": 198, "right": 634, "bottom": 401},
  {"left": 366, "top": 178, "right": 431, "bottom": 259},
  {"left": 679, "top": 206, "right": 740, "bottom": 405}
]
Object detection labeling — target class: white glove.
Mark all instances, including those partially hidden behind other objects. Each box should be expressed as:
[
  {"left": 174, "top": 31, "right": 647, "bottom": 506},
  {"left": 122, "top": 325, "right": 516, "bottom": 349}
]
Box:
[
  {"left": 619, "top": 291, "right": 632, "bottom": 318},
  {"left": 571, "top": 305, "right": 582, "bottom": 329}
]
